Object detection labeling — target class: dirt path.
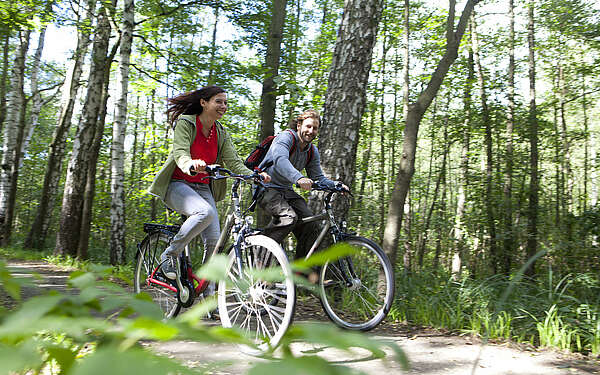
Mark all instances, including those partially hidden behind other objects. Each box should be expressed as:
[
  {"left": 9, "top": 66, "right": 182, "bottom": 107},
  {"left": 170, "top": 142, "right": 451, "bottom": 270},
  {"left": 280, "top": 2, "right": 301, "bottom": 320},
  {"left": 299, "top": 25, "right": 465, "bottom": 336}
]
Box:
[{"left": 3, "top": 259, "right": 600, "bottom": 374}]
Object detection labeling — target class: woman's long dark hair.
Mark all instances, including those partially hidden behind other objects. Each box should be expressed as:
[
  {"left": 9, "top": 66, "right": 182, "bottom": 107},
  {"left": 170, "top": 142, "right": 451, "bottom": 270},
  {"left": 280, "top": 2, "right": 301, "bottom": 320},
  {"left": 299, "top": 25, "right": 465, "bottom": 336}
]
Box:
[{"left": 166, "top": 86, "right": 226, "bottom": 126}]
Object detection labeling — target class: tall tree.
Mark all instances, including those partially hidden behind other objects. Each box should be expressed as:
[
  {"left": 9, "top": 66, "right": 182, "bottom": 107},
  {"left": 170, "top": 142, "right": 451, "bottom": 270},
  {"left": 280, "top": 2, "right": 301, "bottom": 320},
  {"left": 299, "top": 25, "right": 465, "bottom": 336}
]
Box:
[
  {"left": 525, "top": 0, "right": 540, "bottom": 277},
  {"left": 0, "top": 32, "right": 9, "bottom": 131},
  {"left": 502, "top": 0, "right": 516, "bottom": 275},
  {"left": 452, "top": 45, "right": 473, "bottom": 279},
  {"left": 110, "top": 0, "right": 135, "bottom": 265},
  {"left": 317, "top": 0, "right": 384, "bottom": 218},
  {"left": 381, "top": 0, "right": 480, "bottom": 268},
  {"left": 259, "top": 0, "right": 287, "bottom": 142},
  {"left": 471, "top": 12, "right": 498, "bottom": 273},
  {"left": 55, "top": 2, "right": 112, "bottom": 256},
  {"left": 25, "top": 0, "right": 97, "bottom": 249},
  {"left": 0, "top": 29, "right": 30, "bottom": 245}
]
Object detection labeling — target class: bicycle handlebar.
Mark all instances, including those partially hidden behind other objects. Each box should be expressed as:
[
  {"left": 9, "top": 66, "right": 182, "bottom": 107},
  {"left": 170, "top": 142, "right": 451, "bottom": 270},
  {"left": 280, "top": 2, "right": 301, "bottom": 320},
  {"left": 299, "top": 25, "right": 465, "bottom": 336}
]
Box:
[
  {"left": 309, "top": 181, "right": 352, "bottom": 195},
  {"left": 202, "top": 162, "right": 272, "bottom": 186}
]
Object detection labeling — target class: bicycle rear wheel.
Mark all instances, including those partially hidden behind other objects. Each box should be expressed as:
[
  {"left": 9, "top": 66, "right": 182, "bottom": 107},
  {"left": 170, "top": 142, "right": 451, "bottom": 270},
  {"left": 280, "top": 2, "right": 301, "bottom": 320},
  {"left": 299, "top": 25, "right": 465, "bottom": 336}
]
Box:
[
  {"left": 218, "top": 235, "right": 296, "bottom": 352},
  {"left": 134, "top": 230, "right": 181, "bottom": 318},
  {"left": 319, "top": 236, "right": 394, "bottom": 331}
]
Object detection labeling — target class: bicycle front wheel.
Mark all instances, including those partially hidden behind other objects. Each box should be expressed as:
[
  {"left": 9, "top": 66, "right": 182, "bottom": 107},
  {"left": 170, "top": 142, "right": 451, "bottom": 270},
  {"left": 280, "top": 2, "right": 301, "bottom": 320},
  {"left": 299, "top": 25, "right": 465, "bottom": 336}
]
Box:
[
  {"left": 319, "top": 236, "right": 394, "bottom": 331},
  {"left": 134, "top": 230, "right": 181, "bottom": 319},
  {"left": 218, "top": 234, "right": 296, "bottom": 352}
]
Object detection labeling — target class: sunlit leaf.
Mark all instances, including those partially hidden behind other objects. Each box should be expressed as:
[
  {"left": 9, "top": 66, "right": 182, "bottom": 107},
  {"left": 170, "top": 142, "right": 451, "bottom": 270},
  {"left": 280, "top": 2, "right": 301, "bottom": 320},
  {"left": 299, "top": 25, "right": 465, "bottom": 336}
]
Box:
[
  {"left": 292, "top": 243, "right": 358, "bottom": 270},
  {"left": 0, "top": 340, "right": 43, "bottom": 374},
  {"left": 70, "top": 347, "right": 200, "bottom": 375},
  {"left": 195, "top": 254, "right": 229, "bottom": 281}
]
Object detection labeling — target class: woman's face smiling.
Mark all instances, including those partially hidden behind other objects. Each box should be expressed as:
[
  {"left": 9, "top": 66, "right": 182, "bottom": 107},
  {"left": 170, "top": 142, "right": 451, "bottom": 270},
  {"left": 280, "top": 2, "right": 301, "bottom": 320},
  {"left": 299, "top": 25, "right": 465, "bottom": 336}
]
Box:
[{"left": 201, "top": 92, "right": 227, "bottom": 119}]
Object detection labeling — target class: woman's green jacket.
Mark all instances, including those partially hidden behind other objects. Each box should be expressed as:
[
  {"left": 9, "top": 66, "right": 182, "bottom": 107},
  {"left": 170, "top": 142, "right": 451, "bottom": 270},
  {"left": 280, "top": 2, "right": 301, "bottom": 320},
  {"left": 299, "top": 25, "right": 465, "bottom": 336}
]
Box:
[{"left": 148, "top": 114, "right": 251, "bottom": 202}]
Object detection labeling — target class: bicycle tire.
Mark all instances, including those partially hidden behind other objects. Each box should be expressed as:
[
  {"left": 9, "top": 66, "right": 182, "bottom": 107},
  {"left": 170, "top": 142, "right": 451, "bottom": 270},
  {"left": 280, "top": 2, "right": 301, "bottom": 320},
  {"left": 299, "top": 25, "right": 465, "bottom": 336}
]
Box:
[
  {"left": 134, "top": 230, "right": 181, "bottom": 319},
  {"left": 319, "top": 236, "right": 394, "bottom": 331},
  {"left": 218, "top": 234, "right": 296, "bottom": 352}
]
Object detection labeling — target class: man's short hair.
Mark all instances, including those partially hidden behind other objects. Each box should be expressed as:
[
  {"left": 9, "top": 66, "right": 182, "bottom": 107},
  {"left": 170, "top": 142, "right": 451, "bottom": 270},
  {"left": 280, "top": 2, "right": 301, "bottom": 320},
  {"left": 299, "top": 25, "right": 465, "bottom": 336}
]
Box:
[{"left": 292, "top": 109, "right": 321, "bottom": 131}]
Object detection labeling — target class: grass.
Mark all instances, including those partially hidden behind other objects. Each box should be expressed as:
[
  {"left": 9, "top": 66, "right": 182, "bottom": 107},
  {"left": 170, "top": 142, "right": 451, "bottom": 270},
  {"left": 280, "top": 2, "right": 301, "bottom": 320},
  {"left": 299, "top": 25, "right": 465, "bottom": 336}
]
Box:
[{"left": 389, "top": 269, "right": 600, "bottom": 357}]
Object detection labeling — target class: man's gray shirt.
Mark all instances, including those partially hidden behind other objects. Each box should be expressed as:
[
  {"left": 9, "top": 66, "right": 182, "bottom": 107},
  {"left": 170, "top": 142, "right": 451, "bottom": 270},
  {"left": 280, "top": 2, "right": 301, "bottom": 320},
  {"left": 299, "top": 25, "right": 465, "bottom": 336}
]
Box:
[{"left": 259, "top": 130, "right": 336, "bottom": 190}]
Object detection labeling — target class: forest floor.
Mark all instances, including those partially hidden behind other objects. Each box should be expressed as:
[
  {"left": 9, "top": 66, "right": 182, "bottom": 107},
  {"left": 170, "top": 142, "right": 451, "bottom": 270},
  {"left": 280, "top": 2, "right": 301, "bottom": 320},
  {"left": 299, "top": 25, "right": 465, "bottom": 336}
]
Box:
[{"left": 3, "top": 258, "right": 600, "bottom": 375}]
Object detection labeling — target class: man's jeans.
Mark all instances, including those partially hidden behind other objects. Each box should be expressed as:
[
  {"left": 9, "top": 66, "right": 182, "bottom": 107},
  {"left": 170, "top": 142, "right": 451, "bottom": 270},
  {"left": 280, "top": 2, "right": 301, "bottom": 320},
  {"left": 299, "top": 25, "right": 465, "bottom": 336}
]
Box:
[{"left": 258, "top": 188, "right": 321, "bottom": 259}]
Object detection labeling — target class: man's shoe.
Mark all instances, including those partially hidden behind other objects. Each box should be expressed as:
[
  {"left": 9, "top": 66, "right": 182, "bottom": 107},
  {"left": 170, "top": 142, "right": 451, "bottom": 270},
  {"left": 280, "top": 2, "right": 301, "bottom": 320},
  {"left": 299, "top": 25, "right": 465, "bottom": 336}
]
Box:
[{"left": 160, "top": 255, "right": 177, "bottom": 280}]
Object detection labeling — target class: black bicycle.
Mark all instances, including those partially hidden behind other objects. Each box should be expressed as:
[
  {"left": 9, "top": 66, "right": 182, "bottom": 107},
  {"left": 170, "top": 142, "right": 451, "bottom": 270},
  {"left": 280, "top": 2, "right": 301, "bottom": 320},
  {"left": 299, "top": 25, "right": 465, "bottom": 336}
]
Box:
[{"left": 300, "top": 181, "right": 395, "bottom": 331}]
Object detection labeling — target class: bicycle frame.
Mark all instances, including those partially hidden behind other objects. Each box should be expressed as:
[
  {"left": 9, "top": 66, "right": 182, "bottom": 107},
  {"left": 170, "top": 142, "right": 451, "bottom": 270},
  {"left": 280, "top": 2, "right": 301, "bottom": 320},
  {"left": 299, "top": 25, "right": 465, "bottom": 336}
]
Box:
[
  {"left": 145, "top": 176, "right": 259, "bottom": 297},
  {"left": 298, "top": 190, "right": 359, "bottom": 287},
  {"left": 298, "top": 190, "right": 344, "bottom": 259}
]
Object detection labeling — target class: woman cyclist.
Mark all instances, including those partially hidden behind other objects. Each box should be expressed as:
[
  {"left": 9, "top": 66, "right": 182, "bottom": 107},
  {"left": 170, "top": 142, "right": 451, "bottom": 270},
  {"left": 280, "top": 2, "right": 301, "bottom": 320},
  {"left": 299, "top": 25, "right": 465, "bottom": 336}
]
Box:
[{"left": 148, "top": 85, "right": 270, "bottom": 278}]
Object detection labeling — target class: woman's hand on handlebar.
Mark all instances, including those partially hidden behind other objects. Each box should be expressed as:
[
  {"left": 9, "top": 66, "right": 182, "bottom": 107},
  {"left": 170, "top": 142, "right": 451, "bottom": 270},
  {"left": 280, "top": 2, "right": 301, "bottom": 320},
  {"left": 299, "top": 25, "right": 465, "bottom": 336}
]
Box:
[{"left": 189, "top": 159, "right": 207, "bottom": 174}]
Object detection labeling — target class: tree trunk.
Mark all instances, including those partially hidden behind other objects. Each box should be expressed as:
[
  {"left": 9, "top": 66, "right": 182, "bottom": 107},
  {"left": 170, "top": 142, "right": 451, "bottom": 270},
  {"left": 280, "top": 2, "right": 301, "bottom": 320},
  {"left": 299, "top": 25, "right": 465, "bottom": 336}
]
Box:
[
  {"left": 79, "top": 29, "right": 120, "bottom": 260},
  {"left": 0, "top": 32, "right": 10, "bottom": 131},
  {"left": 110, "top": 0, "right": 134, "bottom": 265},
  {"left": 317, "top": 0, "right": 384, "bottom": 220},
  {"left": 25, "top": 0, "right": 96, "bottom": 249},
  {"left": 0, "top": 30, "right": 30, "bottom": 245},
  {"left": 502, "top": 0, "right": 516, "bottom": 275},
  {"left": 581, "top": 73, "right": 588, "bottom": 213},
  {"left": 471, "top": 13, "right": 498, "bottom": 274},
  {"left": 56, "top": 4, "right": 112, "bottom": 257},
  {"left": 378, "top": 23, "right": 389, "bottom": 242},
  {"left": 21, "top": 27, "right": 48, "bottom": 163},
  {"left": 525, "top": 0, "right": 539, "bottom": 278},
  {"left": 452, "top": 46, "right": 473, "bottom": 279},
  {"left": 418, "top": 106, "right": 449, "bottom": 269},
  {"left": 207, "top": 1, "right": 219, "bottom": 85},
  {"left": 257, "top": 0, "right": 287, "bottom": 228},
  {"left": 259, "top": 0, "right": 287, "bottom": 142},
  {"left": 558, "top": 59, "right": 573, "bottom": 215},
  {"left": 382, "top": 0, "right": 480, "bottom": 269}
]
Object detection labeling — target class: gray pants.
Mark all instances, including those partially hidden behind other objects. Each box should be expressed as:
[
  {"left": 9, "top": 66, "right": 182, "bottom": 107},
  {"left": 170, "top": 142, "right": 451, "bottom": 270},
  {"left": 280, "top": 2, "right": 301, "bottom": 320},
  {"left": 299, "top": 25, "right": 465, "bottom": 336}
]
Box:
[
  {"left": 258, "top": 188, "right": 321, "bottom": 259},
  {"left": 163, "top": 181, "right": 220, "bottom": 260}
]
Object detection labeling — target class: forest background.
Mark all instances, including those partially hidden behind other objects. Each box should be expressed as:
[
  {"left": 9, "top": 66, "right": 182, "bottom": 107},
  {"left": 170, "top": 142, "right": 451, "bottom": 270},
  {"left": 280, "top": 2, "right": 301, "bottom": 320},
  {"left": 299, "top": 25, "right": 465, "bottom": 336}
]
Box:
[{"left": 1, "top": 0, "right": 600, "bottom": 357}]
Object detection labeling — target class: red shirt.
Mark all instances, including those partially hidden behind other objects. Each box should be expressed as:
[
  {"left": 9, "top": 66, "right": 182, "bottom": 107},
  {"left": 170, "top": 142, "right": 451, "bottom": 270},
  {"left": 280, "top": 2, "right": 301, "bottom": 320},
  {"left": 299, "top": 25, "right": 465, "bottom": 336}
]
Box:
[{"left": 171, "top": 116, "right": 218, "bottom": 184}]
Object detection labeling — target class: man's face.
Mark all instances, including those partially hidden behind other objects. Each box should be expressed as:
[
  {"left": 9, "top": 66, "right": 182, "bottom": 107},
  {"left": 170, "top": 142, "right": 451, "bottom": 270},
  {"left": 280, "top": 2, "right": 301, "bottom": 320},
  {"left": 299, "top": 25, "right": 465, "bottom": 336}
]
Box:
[{"left": 298, "top": 117, "right": 319, "bottom": 144}]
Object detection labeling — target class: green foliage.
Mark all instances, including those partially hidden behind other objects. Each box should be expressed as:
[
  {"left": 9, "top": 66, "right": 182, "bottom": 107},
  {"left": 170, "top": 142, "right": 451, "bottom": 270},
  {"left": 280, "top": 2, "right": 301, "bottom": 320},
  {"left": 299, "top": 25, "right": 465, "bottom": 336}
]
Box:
[{"left": 0, "top": 259, "right": 406, "bottom": 374}]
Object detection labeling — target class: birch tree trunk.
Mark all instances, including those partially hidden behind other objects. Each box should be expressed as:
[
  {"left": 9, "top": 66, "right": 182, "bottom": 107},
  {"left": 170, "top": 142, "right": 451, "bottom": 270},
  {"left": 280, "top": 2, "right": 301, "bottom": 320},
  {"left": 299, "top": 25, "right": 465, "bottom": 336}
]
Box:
[
  {"left": 79, "top": 33, "right": 119, "bottom": 260},
  {"left": 0, "top": 30, "right": 30, "bottom": 245},
  {"left": 526, "top": 0, "right": 539, "bottom": 277},
  {"left": 55, "top": 4, "right": 112, "bottom": 256},
  {"left": 0, "top": 32, "right": 9, "bottom": 131},
  {"left": 110, "top": 0, "right": 134, "bottom": 265},
  {"left": 382, "top": 0, "right": 480, "bottom": 269},
  {"left": 25, "top": 0, "right": 96, "bottom": 249},
  {"left": 21, "top": 27, "right": 47, "bottom": 161},
  {"left": 317, "top": 0, "right": 384, "bottom": 218}
]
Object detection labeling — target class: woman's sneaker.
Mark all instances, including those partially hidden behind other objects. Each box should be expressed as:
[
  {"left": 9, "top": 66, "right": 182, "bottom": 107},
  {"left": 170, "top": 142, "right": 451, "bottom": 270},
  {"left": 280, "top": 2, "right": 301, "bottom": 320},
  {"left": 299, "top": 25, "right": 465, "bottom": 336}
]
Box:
[{"left": 160, "top": 254, "right": 177, "bottom": 280}]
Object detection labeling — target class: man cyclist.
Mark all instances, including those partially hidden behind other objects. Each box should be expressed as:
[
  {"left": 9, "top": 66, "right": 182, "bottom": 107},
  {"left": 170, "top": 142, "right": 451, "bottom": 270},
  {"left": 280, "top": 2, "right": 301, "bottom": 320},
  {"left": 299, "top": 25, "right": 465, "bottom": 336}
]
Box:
[{"left": 257, "top": 109, "right": 349, "bottom": 272}]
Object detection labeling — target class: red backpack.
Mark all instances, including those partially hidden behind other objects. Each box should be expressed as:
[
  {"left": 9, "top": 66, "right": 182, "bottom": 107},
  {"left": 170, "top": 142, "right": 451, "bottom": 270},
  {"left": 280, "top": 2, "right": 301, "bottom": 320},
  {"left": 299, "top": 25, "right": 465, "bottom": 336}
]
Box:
[{"left": 244, "top": 129, "right": 313, "bottom": 170}]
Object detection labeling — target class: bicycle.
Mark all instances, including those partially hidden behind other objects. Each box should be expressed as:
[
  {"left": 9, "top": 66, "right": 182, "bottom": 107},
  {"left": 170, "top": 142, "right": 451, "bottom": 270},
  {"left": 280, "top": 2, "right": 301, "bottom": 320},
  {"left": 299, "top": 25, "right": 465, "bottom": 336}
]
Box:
[
  {"left": 298, "top": 181, "right": 395, "bottom": 331},
  {"left": 134, "top": 165, "right": 296, "bottom": 350}
]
